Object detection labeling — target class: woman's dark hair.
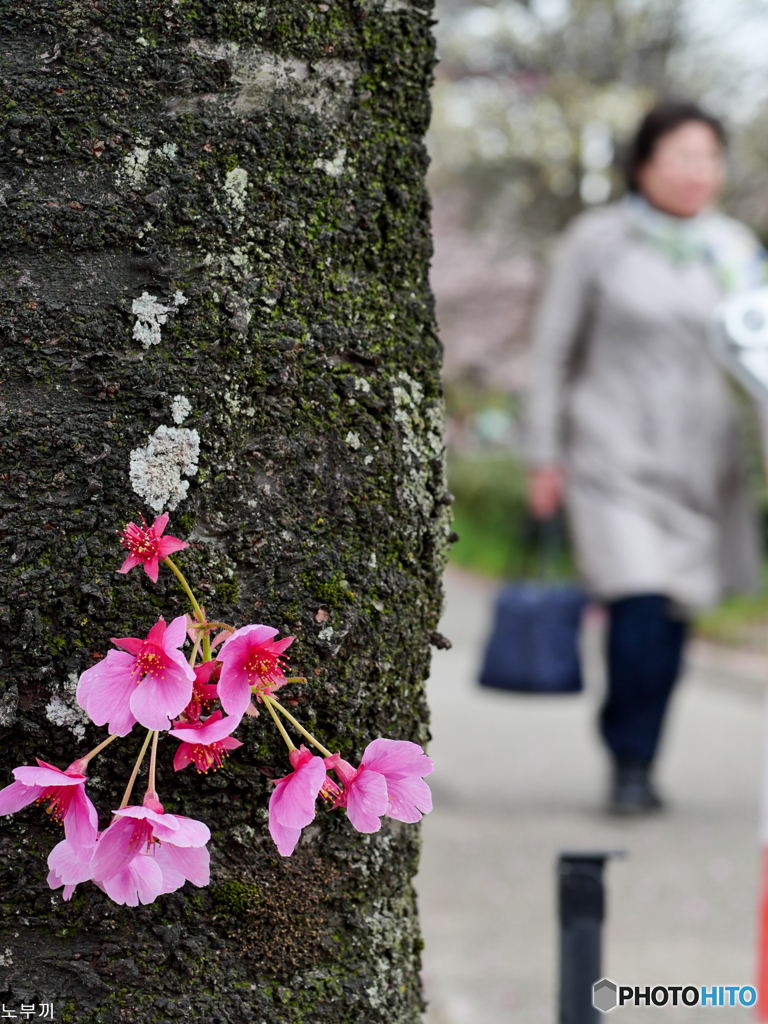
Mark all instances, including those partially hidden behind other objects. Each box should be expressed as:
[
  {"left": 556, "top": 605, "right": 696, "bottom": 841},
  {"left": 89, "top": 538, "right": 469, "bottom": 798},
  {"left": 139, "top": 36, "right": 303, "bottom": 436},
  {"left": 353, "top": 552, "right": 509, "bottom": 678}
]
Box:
[{"left": 626, "top": 100, "right": 727, "bottom": 192}]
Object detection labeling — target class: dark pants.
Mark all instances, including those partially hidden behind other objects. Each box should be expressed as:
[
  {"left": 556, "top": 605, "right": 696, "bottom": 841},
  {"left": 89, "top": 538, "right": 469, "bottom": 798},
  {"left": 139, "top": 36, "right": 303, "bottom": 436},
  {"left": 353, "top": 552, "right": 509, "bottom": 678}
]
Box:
[{"left": 600, "top": 594, "right": 688, "bottom": 767}]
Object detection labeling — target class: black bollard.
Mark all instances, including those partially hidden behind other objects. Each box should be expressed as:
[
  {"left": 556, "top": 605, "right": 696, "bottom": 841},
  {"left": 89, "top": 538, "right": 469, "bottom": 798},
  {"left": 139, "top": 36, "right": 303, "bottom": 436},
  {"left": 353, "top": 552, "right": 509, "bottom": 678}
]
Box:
[{"left": 558, "top": 851, "right": 623, "bottom": 1024}]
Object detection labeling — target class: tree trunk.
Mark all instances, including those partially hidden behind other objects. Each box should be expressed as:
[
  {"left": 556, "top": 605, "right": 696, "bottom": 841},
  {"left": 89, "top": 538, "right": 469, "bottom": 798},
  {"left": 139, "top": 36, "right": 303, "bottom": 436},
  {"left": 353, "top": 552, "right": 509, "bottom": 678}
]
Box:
[{"left": 0, "top": 2, "right": 447, "bottom": 1020}]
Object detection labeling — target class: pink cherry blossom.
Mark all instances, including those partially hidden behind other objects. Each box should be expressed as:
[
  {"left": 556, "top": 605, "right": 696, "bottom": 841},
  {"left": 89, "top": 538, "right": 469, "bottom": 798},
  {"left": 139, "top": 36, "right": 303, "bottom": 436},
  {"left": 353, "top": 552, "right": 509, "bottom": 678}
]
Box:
[
  {"left": 0, "top": 759, "right": 98, "bottom": 854},
  {"left": 268, "top": 745, "right": 330, "bottom": 857},
  {"left": 217, "top": 624, "right": 294, "bottom": 719},
  {"left": 169, "top": 710, "right": 243, "bottom": 773},
  {"left": 90, "top": 798, "right": 210, "bottom": 905},
  {"left": 117, "top": 513, "right": 187, "bottom": 583},
  {"left": 328, "top": 739, "right": 433, "bottom": 833},
  {"left": 77, "top": 616, "right": 195, "bottom": 733}
]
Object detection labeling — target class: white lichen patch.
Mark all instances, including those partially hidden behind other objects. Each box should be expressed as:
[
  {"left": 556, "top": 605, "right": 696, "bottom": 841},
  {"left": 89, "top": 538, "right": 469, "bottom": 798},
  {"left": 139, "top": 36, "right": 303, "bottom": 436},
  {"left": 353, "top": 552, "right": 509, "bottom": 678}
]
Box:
[
  {"left": 354, "top": 376, "right": 371, "bottom": 393},
  {"left": 171, "top": 394, "right": 192, "bottom": 424},
  {"left": 158, "top": 141, "right": 178, "bottom": 160},
  {"left": 369, "top": 551, "right": 377, "bottom": 569},
  {"left": 129, "top": 425, "right": 200, "bottom": 512},
  {"left": 224, "top": 167, "right": 249, "bottom": 211},
  {"left": 345, "top": 431, "right": 361, "bottom": 449},
  {"left": 132, "top": 291, "right": 187, "bottom": 348},
  {"left": 391, "top": 370, "right": 445, "bottom": 514},
  {"left": 117, "top": 144, "right": 150, "bottom": 187},
  {"left": 313, "top": 147, "right": 346, "bottom": 177},
  {"left": 0, "top": 949, "right": 13, "bottom": 967},
  {"left": 132, "top": 292, "right": 171, "bottom": 347},
  {"left": 318, "top": 625, "right": 334, "bottom": 641},
  {"left": 45, "top": 692, "right": 90, "bottom": 742}
]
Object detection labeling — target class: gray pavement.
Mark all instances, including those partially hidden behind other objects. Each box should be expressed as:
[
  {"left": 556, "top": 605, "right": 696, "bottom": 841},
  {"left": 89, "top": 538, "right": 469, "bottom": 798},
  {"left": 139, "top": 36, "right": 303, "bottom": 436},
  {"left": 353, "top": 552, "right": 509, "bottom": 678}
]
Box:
[{"left": 417, "top": 567, "right": 767, "bottom": 1024}]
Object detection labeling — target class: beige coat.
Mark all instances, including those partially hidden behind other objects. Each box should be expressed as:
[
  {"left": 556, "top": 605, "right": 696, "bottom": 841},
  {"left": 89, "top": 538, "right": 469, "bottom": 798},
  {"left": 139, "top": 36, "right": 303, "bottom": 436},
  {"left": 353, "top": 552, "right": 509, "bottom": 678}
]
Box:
[{"left": 526, "top": 202, "right": 762, "bottom": 610}]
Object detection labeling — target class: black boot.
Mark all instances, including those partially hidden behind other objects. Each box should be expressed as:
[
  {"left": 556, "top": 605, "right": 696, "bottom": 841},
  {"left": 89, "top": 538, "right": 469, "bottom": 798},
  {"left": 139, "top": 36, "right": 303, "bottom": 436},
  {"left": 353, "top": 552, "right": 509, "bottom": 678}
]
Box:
[{"left": 609, "top": 760, "right": 663, "bottom": 815}]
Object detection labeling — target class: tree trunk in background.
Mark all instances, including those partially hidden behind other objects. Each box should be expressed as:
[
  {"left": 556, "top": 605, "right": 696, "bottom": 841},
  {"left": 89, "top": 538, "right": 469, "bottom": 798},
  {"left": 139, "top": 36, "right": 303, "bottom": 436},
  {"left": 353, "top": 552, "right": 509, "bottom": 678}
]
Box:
[{"left": 0, "top": 2, "right": 448, "bottom": 1020}]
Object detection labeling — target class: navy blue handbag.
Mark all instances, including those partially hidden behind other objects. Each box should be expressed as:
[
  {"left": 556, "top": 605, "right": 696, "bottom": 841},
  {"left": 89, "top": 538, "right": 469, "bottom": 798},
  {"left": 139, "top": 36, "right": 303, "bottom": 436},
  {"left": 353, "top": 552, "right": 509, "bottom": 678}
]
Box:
[{"left": 479, "top": 519, "right": 587, "bottom": 694}]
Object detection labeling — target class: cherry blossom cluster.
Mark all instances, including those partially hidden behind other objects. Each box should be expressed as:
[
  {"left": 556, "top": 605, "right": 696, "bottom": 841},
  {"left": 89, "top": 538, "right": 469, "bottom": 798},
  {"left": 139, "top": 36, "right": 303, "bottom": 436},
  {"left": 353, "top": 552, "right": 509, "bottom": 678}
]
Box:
[{"left": 0, "top": 514, "right": 434, "bottom": 907}]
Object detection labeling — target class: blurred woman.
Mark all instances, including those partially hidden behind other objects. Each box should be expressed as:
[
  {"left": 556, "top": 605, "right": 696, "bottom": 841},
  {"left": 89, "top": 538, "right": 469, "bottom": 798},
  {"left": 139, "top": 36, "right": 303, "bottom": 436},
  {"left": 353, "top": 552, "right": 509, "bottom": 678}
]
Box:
[{"left": 526, "top": 101, "right": 764, "bottom": 813}]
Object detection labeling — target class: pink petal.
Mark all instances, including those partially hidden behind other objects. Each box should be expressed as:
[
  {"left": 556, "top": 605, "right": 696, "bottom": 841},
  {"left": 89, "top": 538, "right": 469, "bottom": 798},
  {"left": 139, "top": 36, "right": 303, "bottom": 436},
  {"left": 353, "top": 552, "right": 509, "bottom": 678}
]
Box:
[
  {"left": 90, "top": 817, "right": 137, "bottom": 879},
  {"left": 270, "top": 756, "right": 326, "bottom": 830},
  {"left": 118, "top": 554, "right": 141, "bottom": 575},
  {"left": 163, "top": 615, "right": 189, "bottom": 652},
  {"left": 217, "top": 671, "right": 251, "bottom": 719},
  {"left": 129, "top": 664, "right": 193, "bottom": 730},
  {"left": 210, "top": 631, "right": 228, "bottom": 652},
  {"left": 47, "top": 838, "right": 95, "bottom": 886},
  {"left": 157, "top": 536, "right": 188, "bottom": 558},
  {"left": 345, "top": 769, "right": 388, "bottom": 833},
  {"left": 383, "top": 775, "right": 433, "bottom": 823},
  {"left": 194, "top": 660, "right": 217, "bottom": 683},
  {"left": 146, "top": 618, "right": 167, "bottom": 646},
  {"left": 271, "top": 635, "right": 295, "bottom": 655},
  {"left": 153, "top": 848, "right": 187, "bottom": 895},
  {"left": 77, "top": 651, "right": 138, "bottom": 736},
  {"left": 219, "top": 623, "right": 278, "bottom": 657},
  {"left": 151, "top": 813, "right": 210, "bottom": 846},
  {"left": 0, "top": 780, "right": 40, "bottom": 815},
  {"left": 221, "top": 737, "right": 243, "bottom": 752},
  {"left": 362, "top": 739, "right": 434, "bottom": 779},
  {"left": 63, "top": 786, "right": 100, "bottom": 853},
  {"left": 269, "top": 815, "right": 302, "bottom": 857},
  {"left": 113, "top": 805, "right": 168, "bottom": 828},
  {"left": 110, "top": 636, "right": 144, "bottom": 655},
  {"left": 101, "top": 855, "right": 165, "bottom": 906},
  {"left": 173, "top": 745, "right": 194, "bottom": 772},
  {"left": 14, "top": 764, "right": 82, "bottom": 787},
  {"left": 160, "top": 843, "right": 210, "bottom": 886},
  {"left": 169, "top": 713, "right": 240, "bottom": 745},
  {"left": 143, "top": 557, "right": 160, "bottom": 583},
  {"left": 113, "top": 807, "right": 208, "bottom": 847},
  {"left": 152, "top": 513, "right": 170, "bottom": 535}
]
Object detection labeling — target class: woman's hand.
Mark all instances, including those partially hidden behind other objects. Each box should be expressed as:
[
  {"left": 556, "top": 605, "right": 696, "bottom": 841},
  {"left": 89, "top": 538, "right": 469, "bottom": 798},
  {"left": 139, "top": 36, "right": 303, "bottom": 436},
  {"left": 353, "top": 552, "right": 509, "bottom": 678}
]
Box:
[{"left": 527, "top": 465, "right": 564, "bottom": 519}]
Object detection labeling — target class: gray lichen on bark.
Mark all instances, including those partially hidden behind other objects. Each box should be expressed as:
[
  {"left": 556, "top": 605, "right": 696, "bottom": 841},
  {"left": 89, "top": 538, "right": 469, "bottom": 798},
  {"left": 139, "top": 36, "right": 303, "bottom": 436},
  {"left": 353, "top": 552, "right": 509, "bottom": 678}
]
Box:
[{"left": 0, "top": 1, "right": 449, "bottom": 1021}]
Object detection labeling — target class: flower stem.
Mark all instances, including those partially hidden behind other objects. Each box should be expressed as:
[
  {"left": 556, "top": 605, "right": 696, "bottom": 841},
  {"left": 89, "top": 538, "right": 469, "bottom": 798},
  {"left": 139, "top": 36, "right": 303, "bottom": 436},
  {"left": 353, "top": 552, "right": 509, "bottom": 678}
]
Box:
[
  {"left": 81, "top": 732, "right": 119, "bottom": 765},
  {"left": 206, "top": 621, "right": 235, "bottom": 633},
  {"left": 284, "top": 676, "right": 307, "bottom": 685},
  {"left": 264, "top": 695, "right": 295, "bottom": 751},
  {"left": 119, "top": 729, "right": 153, "bottom": 809},
  {"left": 188, "top": 632, "right": 203, "bottom": 669},
  {"left": 264, "top": 695, "right": 333, "bottom": 758},
  {"left": 146, "top": 730, "right": 160, "bottom": 798},
  {"left": 164, "top": 556, "right": 205, "bottom": 623}
]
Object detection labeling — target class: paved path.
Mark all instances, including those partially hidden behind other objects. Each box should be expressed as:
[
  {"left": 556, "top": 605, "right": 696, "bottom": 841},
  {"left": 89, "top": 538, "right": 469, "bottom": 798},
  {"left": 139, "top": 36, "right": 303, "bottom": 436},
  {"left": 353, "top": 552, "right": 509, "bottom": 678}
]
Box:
[{"left": 417, "top": 567, "right": 767, "bottom": 1023}]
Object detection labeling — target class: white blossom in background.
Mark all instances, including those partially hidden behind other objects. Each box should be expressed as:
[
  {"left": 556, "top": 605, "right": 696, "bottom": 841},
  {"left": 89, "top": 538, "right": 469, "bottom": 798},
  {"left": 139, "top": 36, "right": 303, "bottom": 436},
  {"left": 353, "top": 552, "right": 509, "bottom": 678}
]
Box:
[
  {"left": 132, "top": 290, "right": 188, "bottom": 348},
  {"left": 171, "top": 394, "right": 192, "bottom": 424},
  {"left": 129, "top": 425, "right": 200, "bottom": 512}
]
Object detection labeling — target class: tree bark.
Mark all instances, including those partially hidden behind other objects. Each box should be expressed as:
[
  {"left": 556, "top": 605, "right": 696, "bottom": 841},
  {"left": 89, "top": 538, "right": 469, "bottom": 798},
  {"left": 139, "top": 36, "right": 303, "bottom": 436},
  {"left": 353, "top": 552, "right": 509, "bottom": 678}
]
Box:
[{"left": 0, "top": 2, "right": 447, "bottom": 1021}]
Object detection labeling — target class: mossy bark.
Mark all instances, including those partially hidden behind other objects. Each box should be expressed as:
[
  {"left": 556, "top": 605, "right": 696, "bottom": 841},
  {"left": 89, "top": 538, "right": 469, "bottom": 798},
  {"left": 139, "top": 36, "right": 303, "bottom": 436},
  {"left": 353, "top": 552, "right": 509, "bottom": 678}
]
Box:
[{"left": 0, "top": 2, "right": 448, "bottom": 1020}]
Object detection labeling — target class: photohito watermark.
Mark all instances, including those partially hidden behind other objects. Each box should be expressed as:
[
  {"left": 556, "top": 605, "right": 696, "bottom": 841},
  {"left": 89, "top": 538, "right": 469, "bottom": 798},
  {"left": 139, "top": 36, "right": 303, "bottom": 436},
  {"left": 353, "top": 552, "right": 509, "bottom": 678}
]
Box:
[{"left": 593, "top": 979, "right": 758, "bottom": 1012}]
